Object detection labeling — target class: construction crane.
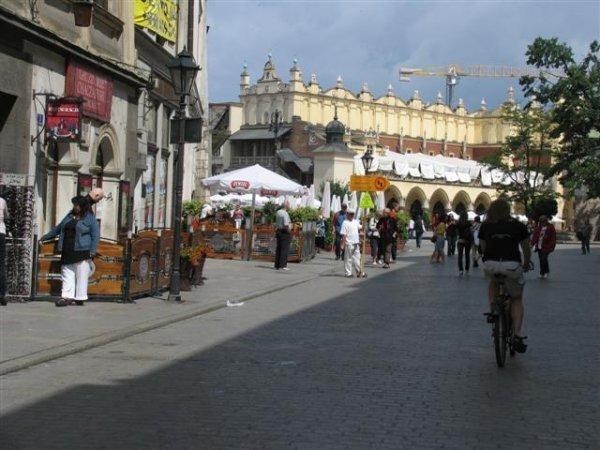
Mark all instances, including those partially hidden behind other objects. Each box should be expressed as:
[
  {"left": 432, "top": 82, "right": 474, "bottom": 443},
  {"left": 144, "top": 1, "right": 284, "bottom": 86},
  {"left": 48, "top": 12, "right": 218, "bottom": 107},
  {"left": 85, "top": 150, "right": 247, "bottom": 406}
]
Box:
[{"left": 399, "top": 64, "right": 560, "bottom": 108}]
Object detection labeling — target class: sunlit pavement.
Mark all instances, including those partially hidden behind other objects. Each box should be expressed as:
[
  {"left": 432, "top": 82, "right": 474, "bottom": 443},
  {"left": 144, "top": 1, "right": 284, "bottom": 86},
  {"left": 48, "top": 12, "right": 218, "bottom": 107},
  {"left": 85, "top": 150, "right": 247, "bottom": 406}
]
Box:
[{"left": 1, "top": 242, "right": 598, "bottom": 449}]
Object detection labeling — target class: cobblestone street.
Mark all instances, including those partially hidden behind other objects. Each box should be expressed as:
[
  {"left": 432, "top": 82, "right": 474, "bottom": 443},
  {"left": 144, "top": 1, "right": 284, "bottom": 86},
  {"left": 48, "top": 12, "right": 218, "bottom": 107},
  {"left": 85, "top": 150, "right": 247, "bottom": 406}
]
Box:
[{"left": 1, "top": 243, "right": 598, "bottom": 449}]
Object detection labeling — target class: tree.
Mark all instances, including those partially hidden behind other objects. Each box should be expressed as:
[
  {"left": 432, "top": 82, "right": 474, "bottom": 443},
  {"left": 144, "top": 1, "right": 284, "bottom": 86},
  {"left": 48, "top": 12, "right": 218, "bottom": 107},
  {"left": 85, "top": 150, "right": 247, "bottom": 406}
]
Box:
[
  {"left": 319, "top": 180, "right": 349, "bottom": 200},
  {"left": 520, "top": 38, "right": 600, "bottom": 197},
  {"left": 482, "top": 104, "right": 558, "bottom": 216},
  {"left": 530, "top": 196, "right": 558, "bottom": 221}
]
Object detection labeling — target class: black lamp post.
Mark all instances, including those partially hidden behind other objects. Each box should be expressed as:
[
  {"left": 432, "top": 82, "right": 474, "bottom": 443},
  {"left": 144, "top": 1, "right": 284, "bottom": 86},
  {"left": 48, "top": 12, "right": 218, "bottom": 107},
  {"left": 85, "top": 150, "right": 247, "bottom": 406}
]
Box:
[
  {"left": 361, "top": 145, "right": 374, "bottom": 172},
  {"left": 269, "top": 110, "right": 283, "bottom": 169},
  {"left": 166, "top": 47, "right": 200, "bottom": 302}
]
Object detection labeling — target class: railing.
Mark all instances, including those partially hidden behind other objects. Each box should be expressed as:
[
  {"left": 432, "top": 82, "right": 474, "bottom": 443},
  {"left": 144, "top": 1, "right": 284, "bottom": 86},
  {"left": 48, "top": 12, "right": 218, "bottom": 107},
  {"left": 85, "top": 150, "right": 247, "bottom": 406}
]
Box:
[{"left": 230, "top": 156, "right": 277, "bottom": 168}]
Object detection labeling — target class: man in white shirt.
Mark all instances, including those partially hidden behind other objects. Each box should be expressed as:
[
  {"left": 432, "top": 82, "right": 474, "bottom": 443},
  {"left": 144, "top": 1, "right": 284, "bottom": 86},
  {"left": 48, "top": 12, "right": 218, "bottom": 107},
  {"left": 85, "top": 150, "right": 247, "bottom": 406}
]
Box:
[
  {"left": 340, "top": 209, "right": 366, "bottom": 278},
  {"left": 274, "top": 201, "right": 292, "bottom": 270},
  {"left": 0, "top": 194, "right": 8, "bottom": 305}
]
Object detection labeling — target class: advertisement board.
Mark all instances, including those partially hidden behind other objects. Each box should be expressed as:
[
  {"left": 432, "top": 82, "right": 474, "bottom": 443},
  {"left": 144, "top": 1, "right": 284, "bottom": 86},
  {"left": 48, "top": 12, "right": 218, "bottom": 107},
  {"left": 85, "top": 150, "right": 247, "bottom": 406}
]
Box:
[
  {"left": 45, "top": 99, "right": 82, "bottom": 142},
  {"left": 134, "top": 0, "right": 178, "bottom": 43},
  {"left": 65, "top": 62, "right": 113, "bottom": 122}
]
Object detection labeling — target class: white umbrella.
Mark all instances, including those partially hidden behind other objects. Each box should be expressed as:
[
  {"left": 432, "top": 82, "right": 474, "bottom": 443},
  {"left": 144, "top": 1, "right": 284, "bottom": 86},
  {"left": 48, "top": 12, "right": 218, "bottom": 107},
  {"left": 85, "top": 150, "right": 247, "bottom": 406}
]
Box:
[
  {"left": 321, "top": 182, "right": 331, "bottom": 217},
  {"left": 331, "top": 195, "right": 340, "bottom": 214},
  {"left": 342, "top": 193, "right": 349, "bottom": 207},
  {"left": 448, "top": 211, "right": 460, "bottom": 220},
  {"left": 467, "top": 211, "right": 478, "bottom": 221},
  {"left": 349, "top": 191, "right": 358, "bottom": 212},
  {"left": 376, "top": 192, "right": 386, "bottom": 212}
]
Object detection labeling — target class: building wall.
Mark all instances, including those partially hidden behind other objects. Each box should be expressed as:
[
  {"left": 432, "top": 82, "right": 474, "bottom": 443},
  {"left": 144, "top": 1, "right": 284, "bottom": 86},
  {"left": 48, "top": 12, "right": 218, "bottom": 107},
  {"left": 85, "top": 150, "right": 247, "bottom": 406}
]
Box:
[{"left": 240, "top": 57, "right": 513, "bottom": 147}]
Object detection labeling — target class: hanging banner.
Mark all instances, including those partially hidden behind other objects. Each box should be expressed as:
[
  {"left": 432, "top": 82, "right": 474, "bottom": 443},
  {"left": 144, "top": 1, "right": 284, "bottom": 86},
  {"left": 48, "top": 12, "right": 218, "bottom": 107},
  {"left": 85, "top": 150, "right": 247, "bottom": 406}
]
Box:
[
  {"left": 134, "top": 0, "right": 178, "bottom": 43},
  {"left": 65, "top": 62, "right": 113, "bottom": 122},
  {"left": 45, "top": 98, "right": 82, "bottom": 142}
]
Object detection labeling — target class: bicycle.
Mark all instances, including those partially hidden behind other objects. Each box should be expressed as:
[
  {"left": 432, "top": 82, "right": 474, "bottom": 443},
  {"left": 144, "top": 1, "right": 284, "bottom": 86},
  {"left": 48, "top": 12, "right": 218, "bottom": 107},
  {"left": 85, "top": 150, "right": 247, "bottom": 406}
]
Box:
[{"left": 485, "top": 261, "right": 533, "bottom": 367}]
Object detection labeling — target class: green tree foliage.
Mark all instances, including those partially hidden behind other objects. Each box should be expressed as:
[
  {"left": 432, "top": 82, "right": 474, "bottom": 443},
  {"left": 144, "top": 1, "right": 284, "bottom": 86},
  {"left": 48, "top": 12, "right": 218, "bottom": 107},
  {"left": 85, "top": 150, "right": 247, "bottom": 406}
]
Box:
[
  {"left": 289, "top": 207, "right": 320, "bottom": 223},
  {"left": 261, "top": 201, "right": 279, "bottom": 224},
  {"left": 182, "top": 200, "right": 204, "bottom": 217},
  {"left": 520, "top": 38, "right": 600, "bottom": 197},
  {"left": 482, "top": 104, "right": 557, "bottom": 216},
  {"left": 395, "top": 211, "right": 410, "bottom": 240},
  {"left": 319, "top": 180, "right": 349, "bottom": 201},
  {"left": 530, "top": 196, "right": 559, "bottom": 221}
]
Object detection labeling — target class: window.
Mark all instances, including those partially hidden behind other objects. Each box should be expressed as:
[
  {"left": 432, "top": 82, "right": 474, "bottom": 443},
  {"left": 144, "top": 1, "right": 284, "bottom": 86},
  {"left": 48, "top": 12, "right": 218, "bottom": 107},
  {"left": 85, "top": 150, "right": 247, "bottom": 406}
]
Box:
[
  {"left": 429, "top": 151, "right": 434, "bottom": 156},
  {"left": 161, "top": 107, "right": 171, "bottom": 149},
  {"left": 449, "top": 153, "right": 454, "bottom": 158},
  {"left": 146, "top": 102, "right": 158, "bottom": 144},
  {"left": 406, "top": 149, "right": 412, "bottom": 154},
  {"left": 263, "top": 112, "right": 269, "bottom": 124}
]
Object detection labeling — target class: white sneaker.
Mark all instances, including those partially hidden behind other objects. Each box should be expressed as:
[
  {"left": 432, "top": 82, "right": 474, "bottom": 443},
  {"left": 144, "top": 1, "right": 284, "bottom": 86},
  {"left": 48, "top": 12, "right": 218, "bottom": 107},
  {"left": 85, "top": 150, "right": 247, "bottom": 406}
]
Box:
[
  {"left": 282, "top": 267, "right": 290, "bottom": 271},
  {"left": 459, "top": 271, "right": 464, "bottom": 276}
]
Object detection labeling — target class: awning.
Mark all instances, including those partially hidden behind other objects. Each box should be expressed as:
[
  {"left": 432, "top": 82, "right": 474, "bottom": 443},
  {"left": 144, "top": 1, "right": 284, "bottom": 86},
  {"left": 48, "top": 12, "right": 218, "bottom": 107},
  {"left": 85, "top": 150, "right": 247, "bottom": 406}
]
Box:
[
  {"left": 276, "top": 148, "right": 313, "bottom": 173},
  {"left": 229, "top": 127, "right": 291, "bottom": 141}
]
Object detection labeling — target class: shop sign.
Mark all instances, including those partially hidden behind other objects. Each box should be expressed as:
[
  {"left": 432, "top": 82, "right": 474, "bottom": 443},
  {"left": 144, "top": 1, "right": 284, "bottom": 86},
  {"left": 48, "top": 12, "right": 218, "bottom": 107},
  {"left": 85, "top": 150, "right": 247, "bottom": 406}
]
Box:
[
  {"left": 0, "top": 172, "right": 32, "bottom": 187},
  {"left": 45, "top": 98, "right": 82, "bottom": 142},
  {"left": 65, "top": 62, "right": 113, "bottom": 122},
  {"left": 260, "top": 189, "right": 278, "bottom": 197},
  {"left": 230, "top": 180, "right": 251, "bottom": 190},
  {"left": 134, "top": 0, "right": 178, "bottom": 43},
  {"left": 349, "top": 175, "right": 390, "bottom": 192}
]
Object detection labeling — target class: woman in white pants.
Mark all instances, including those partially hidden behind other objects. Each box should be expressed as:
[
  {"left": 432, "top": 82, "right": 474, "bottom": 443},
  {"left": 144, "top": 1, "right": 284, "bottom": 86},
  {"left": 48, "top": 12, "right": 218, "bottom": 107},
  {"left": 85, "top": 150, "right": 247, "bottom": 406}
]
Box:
[{"left": 42, "top": 197, "right": 99, "bottom": 306}]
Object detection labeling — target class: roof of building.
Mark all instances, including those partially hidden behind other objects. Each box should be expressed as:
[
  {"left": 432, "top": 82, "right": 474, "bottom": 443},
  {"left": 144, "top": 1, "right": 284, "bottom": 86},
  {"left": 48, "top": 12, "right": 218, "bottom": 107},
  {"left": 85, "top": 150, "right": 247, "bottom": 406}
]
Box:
[
  {"left": 229, "top": 127, "right": 291, "bottom": 141},
  {"left": 312, "top": 141, "right": 354, "bottom": 155},
  {"left": 277, "top": 148, "right": 313, "bottom": 173}
]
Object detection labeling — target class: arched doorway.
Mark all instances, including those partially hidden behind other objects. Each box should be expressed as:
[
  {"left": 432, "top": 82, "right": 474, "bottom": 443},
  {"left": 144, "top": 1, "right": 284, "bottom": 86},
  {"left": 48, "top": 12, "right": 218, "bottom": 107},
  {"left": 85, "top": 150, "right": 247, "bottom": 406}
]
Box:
[
  {"left": 433, "top": 201, "right": 446, "bottom": 219},
  {"left": 410, "top": 199, "right": 423, "bottom": 217},
  {"left": 475, "top": 203, "right": 487, "bottom": 215},
  {"left": 455, "top": 202, "right": 467, "bottom": 215}
]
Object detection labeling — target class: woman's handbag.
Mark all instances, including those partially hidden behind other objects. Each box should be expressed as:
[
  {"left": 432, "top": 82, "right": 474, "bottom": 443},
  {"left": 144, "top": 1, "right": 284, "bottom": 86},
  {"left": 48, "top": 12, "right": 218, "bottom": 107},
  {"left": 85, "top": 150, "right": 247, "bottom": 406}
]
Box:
[{"left": 430, "top": 235, "right": 438, "bottom": 243}]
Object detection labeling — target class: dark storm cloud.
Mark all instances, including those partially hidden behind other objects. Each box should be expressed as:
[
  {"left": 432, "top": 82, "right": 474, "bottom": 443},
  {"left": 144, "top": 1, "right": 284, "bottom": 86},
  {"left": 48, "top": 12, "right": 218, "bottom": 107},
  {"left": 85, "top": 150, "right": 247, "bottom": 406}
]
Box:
[{"left": 207, "top": 0, "right": 599, "bottom": 111}]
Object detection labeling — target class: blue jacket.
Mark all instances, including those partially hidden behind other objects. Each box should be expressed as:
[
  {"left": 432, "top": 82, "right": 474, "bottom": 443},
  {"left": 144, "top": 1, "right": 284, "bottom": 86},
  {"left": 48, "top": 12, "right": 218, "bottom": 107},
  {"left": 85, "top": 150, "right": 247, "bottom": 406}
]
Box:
[{"left": 42, "top": 212, "right": 99, "bottom": 254}]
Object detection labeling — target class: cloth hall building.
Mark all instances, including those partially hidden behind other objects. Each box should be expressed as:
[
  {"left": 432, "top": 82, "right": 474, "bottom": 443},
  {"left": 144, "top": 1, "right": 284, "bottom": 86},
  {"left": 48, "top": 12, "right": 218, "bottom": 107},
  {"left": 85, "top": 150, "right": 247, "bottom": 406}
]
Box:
[{"left": 212, "top": 55, "right": 571, "bottom": 225}]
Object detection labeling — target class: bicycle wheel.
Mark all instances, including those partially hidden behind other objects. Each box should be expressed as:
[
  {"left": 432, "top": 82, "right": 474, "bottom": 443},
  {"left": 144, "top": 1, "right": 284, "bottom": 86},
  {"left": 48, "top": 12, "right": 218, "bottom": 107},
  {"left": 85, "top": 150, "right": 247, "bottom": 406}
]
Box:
[{"left": 494, "top": 308, "right": 508, "bottom": 367}]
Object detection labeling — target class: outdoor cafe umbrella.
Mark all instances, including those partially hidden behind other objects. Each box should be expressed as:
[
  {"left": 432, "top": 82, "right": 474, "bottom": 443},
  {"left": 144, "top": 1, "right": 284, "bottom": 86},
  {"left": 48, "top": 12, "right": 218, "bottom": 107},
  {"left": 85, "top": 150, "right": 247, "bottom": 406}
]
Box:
[
  {"left": 321, "top": 181, "right": 331, "bottom": 217},
  {"left": 202, "top": 164, "right": 303, "bottom": 260}
]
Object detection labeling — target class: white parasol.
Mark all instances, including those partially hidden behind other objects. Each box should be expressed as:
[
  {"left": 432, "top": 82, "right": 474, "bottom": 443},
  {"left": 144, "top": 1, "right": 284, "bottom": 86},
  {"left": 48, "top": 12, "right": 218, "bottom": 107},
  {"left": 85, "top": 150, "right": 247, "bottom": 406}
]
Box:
[{"left": 321, "top": 182, "right": 331, "bottom": 217}]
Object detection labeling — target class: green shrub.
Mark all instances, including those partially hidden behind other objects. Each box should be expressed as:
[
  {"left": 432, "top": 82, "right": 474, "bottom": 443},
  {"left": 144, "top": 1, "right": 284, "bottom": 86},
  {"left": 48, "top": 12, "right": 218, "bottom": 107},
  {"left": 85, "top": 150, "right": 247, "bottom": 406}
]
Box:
[
  {"left": 324, "top": 218, "right": 334, "bottom": 245},
  {"left": 182, "top": 200, "right": 204, "bottom": 217},
  {"left": 422, "top": 211, "right": 431, "bottom": 228},
  {"left": 396, "top": 210, "right": 410, "bottom": 240},
  {"left": 289, "top": 206, "right": 320, "bottom": 223},
  {"left": 262, "top": 201, "right": 278, "bottom": 224}
]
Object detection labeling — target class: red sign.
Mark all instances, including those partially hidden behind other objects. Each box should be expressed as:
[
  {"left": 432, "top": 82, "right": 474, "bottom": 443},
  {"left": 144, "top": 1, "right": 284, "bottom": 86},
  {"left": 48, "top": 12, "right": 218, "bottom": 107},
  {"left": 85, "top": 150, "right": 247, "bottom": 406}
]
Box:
[
  {"left": 260, "top": 189, "right": 279, "bottom": 197},
  {"left": 65, "top": 62, "right": 113, "bottom": 122},
  {"left": 45, "top": 98, "right": 82, "bottom": 142},
  {"left": 230, "top": 180, "right": 251, "bottom": 190}
]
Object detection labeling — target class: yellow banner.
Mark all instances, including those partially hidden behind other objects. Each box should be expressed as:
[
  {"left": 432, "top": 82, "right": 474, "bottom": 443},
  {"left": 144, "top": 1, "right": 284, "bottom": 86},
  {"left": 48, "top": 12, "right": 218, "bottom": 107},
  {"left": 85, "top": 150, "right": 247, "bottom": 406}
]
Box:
[{"left": 134, "top": 0, "right": 178, "bottom": 43}]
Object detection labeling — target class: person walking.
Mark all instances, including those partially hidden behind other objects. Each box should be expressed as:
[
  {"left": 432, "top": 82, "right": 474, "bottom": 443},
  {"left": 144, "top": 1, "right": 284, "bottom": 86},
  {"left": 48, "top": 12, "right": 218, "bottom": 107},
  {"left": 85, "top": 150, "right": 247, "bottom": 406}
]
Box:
[
  {"left": 367, "top": 212, "right": 380, "bottom": 265},
  {"left": 530, "top": 215, "right": 556, "bottom": 279},
  {"left": 332, "top": 203, "right": 348, "bottom": 261},
  {"left": 0, "top": 191, "right": 8, "bottom": 306},
  {"left": 408, "top": 217, "right": 415, "bottom": 240},
  {"left": 274, "top": 201, "right": 292, "bottom": 271},
  {"left": 377, "top": 208, "right": 398, "bottom": 269},
  {"left": 414, "top": 214, "right": 425, "bottom": 248},
  {"left": 390, "top": 202, "right": 400, "bottom": 261},
  {"left": 41, "top": 196, "right": 99, "bottom": 306},
  {"left": 446, "top": 216, "right": 458, "bottom": 256},
  {"left": 577, "top": 219, "right": 592, "bottom": 255},
  {"left": 431, "top": 214, "right": 446, "bottom": 263},
  {"left": 340, "top": 209, "right": 365, "bottom": 278},
  {"left": 471, "top": 215, "right": 482, "bottom": 268},
  {"left": 456, "top": 211, "right": 474, "bottom": 275},
  {"left": 315, "top": 215, "right": 326, "bottom": 252}
]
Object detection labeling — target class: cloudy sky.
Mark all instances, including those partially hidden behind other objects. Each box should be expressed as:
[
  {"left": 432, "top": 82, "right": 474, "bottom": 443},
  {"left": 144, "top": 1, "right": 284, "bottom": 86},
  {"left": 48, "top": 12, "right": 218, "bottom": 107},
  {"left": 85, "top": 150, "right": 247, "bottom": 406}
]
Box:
[{"left": 207, "top": 0, "right": 599, "bottom": 111}]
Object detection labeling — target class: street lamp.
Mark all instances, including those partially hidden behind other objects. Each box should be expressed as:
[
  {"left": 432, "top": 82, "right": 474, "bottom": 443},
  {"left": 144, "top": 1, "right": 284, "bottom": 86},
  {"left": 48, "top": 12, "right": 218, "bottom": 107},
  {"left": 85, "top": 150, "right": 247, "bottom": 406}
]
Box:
[
  {"left": 268, "top": 109, "right": 283, "bottom": 170},
  {"left": 361, "top": 145, "right": 374, "bottom": 172},
  {"left": 73, "top": 0, "right": 94, "bottom": 27},
  {"left": 166, "top": 47, "right": 200, "bottom": 302}
]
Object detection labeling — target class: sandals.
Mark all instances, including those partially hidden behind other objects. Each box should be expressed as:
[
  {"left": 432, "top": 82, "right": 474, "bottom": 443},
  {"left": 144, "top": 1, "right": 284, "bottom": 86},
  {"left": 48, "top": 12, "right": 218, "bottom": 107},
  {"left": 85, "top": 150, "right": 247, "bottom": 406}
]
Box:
[
  {"left": 55, "top": 298, "right": 71, "bottom": 307},
  {"left": 512, "top": 335, "right": 528, "bottom": 353}
]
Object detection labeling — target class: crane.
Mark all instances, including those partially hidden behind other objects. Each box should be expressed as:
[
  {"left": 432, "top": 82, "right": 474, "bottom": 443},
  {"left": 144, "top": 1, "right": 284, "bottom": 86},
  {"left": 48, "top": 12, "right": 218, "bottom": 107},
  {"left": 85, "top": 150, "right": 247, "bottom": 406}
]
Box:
[{"left": 399, "top": 64, "right": 561, "bottom": 108}]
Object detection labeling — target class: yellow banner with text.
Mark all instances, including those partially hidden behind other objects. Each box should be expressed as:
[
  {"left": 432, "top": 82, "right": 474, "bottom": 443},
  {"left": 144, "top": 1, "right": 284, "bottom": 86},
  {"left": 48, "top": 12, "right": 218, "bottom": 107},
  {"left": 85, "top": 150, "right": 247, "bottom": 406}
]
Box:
[{"left": 134, "top": 0, "right": 178, "bottom": 43}]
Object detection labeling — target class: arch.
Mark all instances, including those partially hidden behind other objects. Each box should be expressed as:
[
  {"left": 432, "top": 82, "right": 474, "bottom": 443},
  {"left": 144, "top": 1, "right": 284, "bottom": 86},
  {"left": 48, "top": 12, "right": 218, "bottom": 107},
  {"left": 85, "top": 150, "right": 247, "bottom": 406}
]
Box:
[
  {"left": 432, "top": 201, "right": 446, "bottom": 219},
  {"left": 473, "top": 192, "right": 492, "bottom": 214},
  {"left": 384, "top": 185, "right": 402, "bottom": 209},
  {"left": 409, "top": 199, "right": 423, "bottom": 217},
  {"left": 405, "top": 186, "right": 427, "bottom": 211},
  {"left": 429, "top": 188, "right": 450, "bottom": 212},
  {"left": 92, "top": 124, "right": 121, "bottom": 173},
  {"left": 452, "top": 190, "right": 472, "bottom": 212}
]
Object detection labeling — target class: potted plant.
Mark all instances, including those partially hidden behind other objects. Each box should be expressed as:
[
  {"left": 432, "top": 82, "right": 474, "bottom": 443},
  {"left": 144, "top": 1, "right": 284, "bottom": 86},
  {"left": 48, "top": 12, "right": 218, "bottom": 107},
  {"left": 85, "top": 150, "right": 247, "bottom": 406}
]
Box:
[
  {"left": 395, "top": 210, "right": 411, "bottom": 251},
  {"left": 180, "top": 242, "right": 207, "bottom": 288}
]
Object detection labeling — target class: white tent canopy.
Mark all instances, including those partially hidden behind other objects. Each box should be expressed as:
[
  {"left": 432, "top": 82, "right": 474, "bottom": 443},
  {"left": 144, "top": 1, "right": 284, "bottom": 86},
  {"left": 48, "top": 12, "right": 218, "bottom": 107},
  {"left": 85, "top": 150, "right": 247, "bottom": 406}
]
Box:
[{"left": 202, "top": 164, "right": 304, "bottom": 195}]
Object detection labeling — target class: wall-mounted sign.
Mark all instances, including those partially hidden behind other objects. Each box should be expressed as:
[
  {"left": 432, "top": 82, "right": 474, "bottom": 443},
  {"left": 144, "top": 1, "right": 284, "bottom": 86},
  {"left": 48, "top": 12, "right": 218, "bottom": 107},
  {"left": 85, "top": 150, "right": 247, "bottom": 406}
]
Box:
[
  {"left": 65, "top": 62, "right": 113, "bottom": 122},
  {"left": 45, "top": 98, "right": 82, "bottom": 142},
  {"left": 230, "top": 180, "right": 250, "bottom": 190},
  {"left": 134, "top": 0, "right": 178, "bottom": 43},
  {"left": 260, "top": 189, "right": 278, "bottom": 197},
  {"left": 170, "top": 117, "right": 204, "bottom": 144}
]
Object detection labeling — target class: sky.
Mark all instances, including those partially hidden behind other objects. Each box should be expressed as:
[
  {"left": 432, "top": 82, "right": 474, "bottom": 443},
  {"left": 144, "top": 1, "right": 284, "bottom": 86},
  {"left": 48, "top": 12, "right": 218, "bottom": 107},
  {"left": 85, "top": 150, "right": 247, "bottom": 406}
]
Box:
[{"left": 207, "top": 0, "right": 599, "bottom": 111}]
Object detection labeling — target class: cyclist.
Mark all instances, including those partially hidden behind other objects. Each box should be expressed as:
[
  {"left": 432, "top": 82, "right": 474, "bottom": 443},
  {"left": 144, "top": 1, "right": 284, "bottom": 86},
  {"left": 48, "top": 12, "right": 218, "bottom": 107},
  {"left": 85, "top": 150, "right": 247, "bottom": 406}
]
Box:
[{"left": 479, "top": 199, "right": 531, "bottom": 353}]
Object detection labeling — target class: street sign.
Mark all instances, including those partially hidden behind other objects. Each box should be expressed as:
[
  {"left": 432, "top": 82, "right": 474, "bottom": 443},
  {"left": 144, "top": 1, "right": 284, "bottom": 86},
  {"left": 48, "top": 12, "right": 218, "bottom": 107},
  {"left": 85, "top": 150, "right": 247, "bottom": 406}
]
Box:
[
  {"left": 359, "top": 193, "right": 375, "bottom": 209},
  {"left": 349, "top": 175, "right": 390, "bottom": 192}
]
